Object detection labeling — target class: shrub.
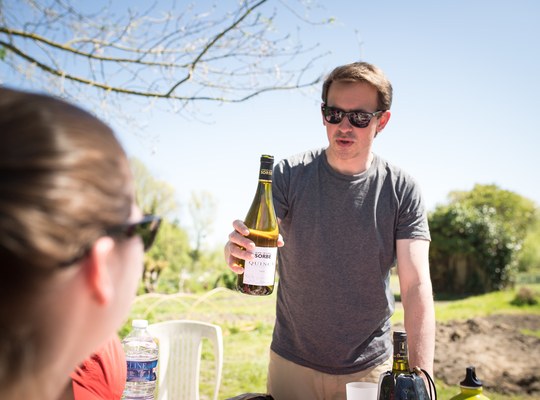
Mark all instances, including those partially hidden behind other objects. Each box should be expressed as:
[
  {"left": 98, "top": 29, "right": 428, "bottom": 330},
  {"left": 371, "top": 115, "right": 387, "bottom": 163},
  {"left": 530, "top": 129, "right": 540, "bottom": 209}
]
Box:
[
  {"left": 510, "top": 286, "right": 539, "bottom": 306},
  {"left": 430, "top": 203, "right": 520, "bottom": 294}
]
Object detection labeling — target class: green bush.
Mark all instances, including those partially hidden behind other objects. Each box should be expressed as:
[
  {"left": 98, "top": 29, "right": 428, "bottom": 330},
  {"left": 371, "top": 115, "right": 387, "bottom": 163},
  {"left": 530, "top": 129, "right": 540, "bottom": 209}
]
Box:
[
  {"left": 517, "top": 210, "right": 540, "bottom": 273},
  {"left": 430, "top": 203, "right": 520, "bottom": 294},
  {"left": 510, "top": 286, "right": 539, "bottom": 306},
  {"left": 429, "top": 184, "right": 536, "bottom": 295}
]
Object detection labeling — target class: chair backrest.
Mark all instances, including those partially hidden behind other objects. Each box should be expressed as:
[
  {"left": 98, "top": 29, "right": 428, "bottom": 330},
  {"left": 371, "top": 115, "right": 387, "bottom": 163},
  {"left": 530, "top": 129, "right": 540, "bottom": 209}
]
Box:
[{"left": 147, "top": 319, "right": 223, "bottom": 400}]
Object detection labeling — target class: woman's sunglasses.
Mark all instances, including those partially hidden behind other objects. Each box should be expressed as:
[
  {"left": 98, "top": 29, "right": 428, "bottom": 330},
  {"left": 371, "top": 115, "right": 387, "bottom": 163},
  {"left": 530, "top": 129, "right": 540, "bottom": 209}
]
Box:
[
  {"left": 106, "top": 214, "right": 162, "bottom": 252},
  {"left": 59, "top": 214, "right": 162, "bottom": 267},
  {"left": 321, "top": 104, "right": 383, "bottom": 129}
]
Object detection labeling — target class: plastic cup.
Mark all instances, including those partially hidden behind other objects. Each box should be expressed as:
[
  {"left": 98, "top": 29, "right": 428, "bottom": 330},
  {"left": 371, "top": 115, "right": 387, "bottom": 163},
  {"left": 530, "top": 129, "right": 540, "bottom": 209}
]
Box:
[{"left": 346, "top": 382, "right": 378, "bottom": 400}]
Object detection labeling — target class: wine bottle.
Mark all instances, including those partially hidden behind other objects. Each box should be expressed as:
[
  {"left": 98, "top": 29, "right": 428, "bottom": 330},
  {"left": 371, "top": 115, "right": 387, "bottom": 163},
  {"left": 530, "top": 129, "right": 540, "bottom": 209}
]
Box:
[
  {"left": 377, "top": 331, "right": 410, "bottom": 400},
  {"left": 391, "top": 331, "right": 410, "bottom": 375},
  {"left": 236, "top": 154, "right": 279, "bottom": 296}
]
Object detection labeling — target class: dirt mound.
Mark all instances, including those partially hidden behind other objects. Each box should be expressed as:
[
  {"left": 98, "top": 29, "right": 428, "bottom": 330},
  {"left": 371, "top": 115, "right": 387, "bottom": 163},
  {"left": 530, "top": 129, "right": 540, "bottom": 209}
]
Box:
[
  {"left": 434, "top": 314, "right": 540, "bottom": 396},
  {"left": 394, "top": 314, "right": 540, "bottom": 396}
]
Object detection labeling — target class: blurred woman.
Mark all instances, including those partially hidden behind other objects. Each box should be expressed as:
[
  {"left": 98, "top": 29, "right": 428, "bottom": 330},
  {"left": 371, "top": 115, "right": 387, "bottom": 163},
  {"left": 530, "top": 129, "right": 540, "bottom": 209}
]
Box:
[{"left": 0, "top": 88, "right": 161, "bottom": 399}]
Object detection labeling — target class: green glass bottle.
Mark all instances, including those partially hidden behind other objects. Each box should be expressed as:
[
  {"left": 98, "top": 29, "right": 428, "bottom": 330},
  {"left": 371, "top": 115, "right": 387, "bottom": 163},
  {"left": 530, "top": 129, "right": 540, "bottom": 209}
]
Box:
[
  {"left": 377, "top": 331, "right": 410, "bottom": 400},
  {"left": 236, "top": 155, "right": 279, "bottom": 296},
  {"left": 449, "top": 366, "right": 490, "bottom": 400}
]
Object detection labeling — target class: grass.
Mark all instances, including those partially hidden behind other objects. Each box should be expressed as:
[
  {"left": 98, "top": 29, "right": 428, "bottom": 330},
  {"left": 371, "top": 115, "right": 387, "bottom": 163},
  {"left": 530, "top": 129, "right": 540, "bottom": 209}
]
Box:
[
  {"left": 124, "top": 284, "right": 540, "bottom": 400},
  {"left": 436, "top": 382, "right": 532, "bottom": 400},
  {"left": 125, "top": 288, "right": 276, "bottom": 399},
  {"left": 434, "top": 286, "right": 540, "bottom": 322}
]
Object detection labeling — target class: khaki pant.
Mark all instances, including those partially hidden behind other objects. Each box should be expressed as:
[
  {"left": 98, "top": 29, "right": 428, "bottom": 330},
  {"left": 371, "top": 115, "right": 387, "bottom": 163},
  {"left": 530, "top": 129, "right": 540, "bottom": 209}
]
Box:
[{"left": 267, "top": 350, "right": 392, "bottom": 400}]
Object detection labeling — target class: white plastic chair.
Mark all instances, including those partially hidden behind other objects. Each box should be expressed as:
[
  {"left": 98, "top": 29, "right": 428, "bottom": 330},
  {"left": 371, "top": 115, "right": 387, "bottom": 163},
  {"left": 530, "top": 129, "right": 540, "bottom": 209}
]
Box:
[{"left": 147, "top": 319, "right": 223, "bottom": 400}]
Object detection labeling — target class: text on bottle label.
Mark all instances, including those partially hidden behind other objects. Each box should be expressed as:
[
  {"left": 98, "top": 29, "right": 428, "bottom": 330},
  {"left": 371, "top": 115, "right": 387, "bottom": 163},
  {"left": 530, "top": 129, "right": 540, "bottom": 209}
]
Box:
[{"left": 243, "top": 246, "right": 277, "bottom": 286}]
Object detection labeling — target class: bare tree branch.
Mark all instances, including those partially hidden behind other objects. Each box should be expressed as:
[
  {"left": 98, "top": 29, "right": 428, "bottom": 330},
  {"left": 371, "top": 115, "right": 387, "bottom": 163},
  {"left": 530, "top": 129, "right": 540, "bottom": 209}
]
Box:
[
  {"left": 0, "top": 0, "right": 332, "bottom": 109},
  {"left": 0, "top": 27, "right": 188, "bottom": 67},
  {"left": 0, "top": 37, "right": 323, "bottom": 102},
  {"left": 165, "top": 0, "right": 267, "bottom": 96}
]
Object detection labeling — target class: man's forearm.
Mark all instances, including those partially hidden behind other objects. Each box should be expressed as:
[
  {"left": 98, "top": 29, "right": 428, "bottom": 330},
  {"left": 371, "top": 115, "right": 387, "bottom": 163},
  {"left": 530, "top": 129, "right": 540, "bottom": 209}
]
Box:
[{"left": 402, "top": 282, "right": 435, "bottom": 376}]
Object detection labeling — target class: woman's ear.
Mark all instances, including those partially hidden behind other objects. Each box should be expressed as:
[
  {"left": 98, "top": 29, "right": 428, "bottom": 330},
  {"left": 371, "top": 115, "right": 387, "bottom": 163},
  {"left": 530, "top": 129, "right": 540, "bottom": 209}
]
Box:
[{"left": 84, "top": 237, "right": 115, "bottom": 305}]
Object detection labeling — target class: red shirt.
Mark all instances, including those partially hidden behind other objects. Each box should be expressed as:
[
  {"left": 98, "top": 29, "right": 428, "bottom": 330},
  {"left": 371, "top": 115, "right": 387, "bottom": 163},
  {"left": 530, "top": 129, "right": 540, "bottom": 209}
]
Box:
[{"left": 71, "top": 335, "right": 126, "bottom": 400}]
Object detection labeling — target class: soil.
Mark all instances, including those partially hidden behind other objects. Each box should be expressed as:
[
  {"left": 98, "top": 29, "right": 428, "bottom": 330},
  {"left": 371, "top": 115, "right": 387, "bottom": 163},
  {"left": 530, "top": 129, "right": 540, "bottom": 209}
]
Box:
[{"left": 397, "top": 314, "right": 540, "bottom": 397}]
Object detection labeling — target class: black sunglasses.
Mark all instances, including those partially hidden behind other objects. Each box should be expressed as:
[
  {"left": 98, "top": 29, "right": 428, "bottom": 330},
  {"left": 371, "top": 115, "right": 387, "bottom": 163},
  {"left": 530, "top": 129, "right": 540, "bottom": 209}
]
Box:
[
  {"left": 106, "top": 214, "right": 162, "bottom": 252},
  {"left": 321, "top": 104, "right": 383, "bottom": 129},
  {"left": 59, "top": 215, "right": 162, "bottom": 267}
]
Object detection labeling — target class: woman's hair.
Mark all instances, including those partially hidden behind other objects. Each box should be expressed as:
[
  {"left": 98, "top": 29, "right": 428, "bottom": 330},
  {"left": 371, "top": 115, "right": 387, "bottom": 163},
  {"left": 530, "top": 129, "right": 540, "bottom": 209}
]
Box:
[
  {"left": 0, "top": 87, "right": 133, "bottom": 386},
  {"left": 321, "top": 61, "right": 393, "bottom": 111}
]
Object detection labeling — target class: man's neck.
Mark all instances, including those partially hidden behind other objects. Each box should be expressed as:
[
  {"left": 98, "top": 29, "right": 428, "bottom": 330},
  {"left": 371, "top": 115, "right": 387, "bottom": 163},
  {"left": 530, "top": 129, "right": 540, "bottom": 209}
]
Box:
[{"left": 325, "top": 150, "right": 374, "bottom": 175}]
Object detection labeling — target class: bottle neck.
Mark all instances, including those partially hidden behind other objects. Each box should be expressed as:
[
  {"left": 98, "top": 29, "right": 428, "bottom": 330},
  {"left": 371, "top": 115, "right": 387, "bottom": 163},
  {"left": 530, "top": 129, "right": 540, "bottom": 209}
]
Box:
[
  {"left": 129, "top": 327, "right": 149, "bottom": 337},
  {"left": 392, "top": 357, "right": 410, "bottom": 375},
  {"left": 259, "top": 161, "right": 273, "bottom": 182},
  {"left": 392, "top": 336, "right": 410, "bottom": 374}
]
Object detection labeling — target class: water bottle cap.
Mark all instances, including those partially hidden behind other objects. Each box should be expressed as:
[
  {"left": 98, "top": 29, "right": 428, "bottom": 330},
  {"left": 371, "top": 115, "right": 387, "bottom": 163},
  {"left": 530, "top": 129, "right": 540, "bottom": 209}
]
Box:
[
  {"left": 132, "top": 319, "right": 148, "bottom": 329},
  {"left": 460, "top": 366, "right": 483, "bottom": 388}
]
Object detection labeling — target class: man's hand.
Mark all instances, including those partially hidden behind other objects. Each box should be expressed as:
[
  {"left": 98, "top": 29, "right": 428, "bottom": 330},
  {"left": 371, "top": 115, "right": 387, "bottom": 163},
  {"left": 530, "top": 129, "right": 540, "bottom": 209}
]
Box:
[{"left": 224, "top": 219, "right": 284, "bottom": 274}]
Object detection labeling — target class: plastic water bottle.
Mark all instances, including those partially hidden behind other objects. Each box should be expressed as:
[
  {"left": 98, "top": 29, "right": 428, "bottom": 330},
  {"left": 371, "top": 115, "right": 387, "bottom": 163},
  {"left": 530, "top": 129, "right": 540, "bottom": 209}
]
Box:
[{"left": 122, "top": 319, "right": 159, "bottom": 399}]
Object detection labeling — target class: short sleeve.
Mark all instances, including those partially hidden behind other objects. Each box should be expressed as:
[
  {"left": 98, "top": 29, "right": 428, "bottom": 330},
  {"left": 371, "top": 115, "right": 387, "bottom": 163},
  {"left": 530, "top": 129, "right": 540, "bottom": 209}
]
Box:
[
  {"left": 396, "top": 176, "right": 431, "bottom": 241},
  {"left": 71, "top": 335, "right": 127, "bottom": 400},
  {"left": 272, "top": 160, "right": 290, "bottom": 221}
]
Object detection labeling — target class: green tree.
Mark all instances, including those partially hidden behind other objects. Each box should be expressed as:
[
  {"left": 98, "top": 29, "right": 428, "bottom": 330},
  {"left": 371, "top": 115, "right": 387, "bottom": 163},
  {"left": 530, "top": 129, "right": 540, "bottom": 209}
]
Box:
[
  {"left": 145, "top": 219, "right": 191, "bottom": 294},
  {"left": 517, "top": 208, "right": 540, "bottom": 275},
  {"left": 130, "top": 159, "right": 227, "bottom": 294},
  {"left": 188, "top": 190, "right": 217, "bottom": 264},
  {"left": 448, "top": 184, "right": 536, "bottom": 237},
  {"left": 129, "top": 158, "right": 192, "bottom": 293},
  {"left": 429, "top": 184, "right": 536, "bottom": 295},
  {"left": 130, "top": 158, "right": 178, "bottom": 217}
]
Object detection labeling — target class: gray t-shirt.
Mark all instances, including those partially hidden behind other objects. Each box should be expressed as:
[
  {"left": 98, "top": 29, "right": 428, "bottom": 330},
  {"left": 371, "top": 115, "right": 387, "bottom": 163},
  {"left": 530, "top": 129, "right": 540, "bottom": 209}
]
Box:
[{"left": 270, "top": 148, "right": 430, "bottom": 374}]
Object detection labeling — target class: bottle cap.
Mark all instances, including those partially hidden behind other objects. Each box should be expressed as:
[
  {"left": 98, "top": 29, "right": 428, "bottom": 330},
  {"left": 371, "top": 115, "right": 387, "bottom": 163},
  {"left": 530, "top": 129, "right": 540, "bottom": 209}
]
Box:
[
  {"left": 393, "top": 331, "right": 407, "bottom": 340},
  {"left": 460, "top": 366, "right": 483, "bottom": 388},
  {"left": 261, "top": 154, "right": 274, "bottom": 162},
  {"left": 132, "top": 319, "right": 149, "bottom": 329}
]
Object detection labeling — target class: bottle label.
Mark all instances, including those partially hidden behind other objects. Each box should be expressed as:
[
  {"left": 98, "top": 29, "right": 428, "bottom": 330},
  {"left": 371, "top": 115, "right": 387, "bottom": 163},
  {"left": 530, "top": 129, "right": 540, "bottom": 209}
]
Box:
[
  {"left": 126, "top": 359, "right": 158, "bottom": 382},
  {"left": 243, "top": 246, "right": 277, "bottom": 285},
  {"left": 259, "top": 167, "right": 273, "bottom": 181}
]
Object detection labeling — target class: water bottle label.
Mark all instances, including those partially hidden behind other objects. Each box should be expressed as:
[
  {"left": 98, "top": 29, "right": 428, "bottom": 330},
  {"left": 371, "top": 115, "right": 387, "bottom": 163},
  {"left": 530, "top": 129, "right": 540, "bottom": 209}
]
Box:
[
  {"left": 126, "top": 359, "right": 158, "bottom": 382},
  {"left": 243, "top": 246, "right": 277, "bottom": 285}
]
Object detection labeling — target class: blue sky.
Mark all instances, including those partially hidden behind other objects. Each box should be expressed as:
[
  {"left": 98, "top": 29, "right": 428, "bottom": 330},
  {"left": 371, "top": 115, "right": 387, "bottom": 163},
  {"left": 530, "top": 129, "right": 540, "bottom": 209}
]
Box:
[{"left": 3, "top": 1, "right": 540, "bottom": 248}]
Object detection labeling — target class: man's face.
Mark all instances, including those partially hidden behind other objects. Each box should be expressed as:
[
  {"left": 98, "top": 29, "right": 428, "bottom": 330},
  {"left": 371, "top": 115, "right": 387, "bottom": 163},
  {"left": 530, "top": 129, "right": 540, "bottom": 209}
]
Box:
[{"left": 323, "top": 81, "right": 390, "bottom": 173}]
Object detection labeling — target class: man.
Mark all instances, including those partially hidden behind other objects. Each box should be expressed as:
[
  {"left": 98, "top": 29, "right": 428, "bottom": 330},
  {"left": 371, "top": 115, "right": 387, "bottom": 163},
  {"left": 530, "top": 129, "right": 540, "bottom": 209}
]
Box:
[{"left": 225, "top": 61, "right": 435, "bottom": 400}]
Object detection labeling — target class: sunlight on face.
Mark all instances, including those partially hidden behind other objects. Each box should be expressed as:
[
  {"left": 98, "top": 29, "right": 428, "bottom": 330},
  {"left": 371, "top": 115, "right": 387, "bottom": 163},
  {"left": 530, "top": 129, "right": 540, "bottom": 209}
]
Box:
[{"left": 324, "top": 81, "right": 381, "bottom": 174}]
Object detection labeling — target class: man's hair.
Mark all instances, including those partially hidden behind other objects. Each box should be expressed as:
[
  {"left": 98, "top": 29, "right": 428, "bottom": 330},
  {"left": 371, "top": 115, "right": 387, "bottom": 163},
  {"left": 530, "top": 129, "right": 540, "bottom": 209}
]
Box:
[{"left": 321, "top": 61, "right": 393, "bottom": 111}]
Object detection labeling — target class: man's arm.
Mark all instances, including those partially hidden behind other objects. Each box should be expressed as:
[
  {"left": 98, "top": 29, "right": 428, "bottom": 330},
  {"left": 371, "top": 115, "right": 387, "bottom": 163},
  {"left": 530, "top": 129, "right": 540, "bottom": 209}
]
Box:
[{"left": 396, "top": 238, "right": 435, "bottom": 377}]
